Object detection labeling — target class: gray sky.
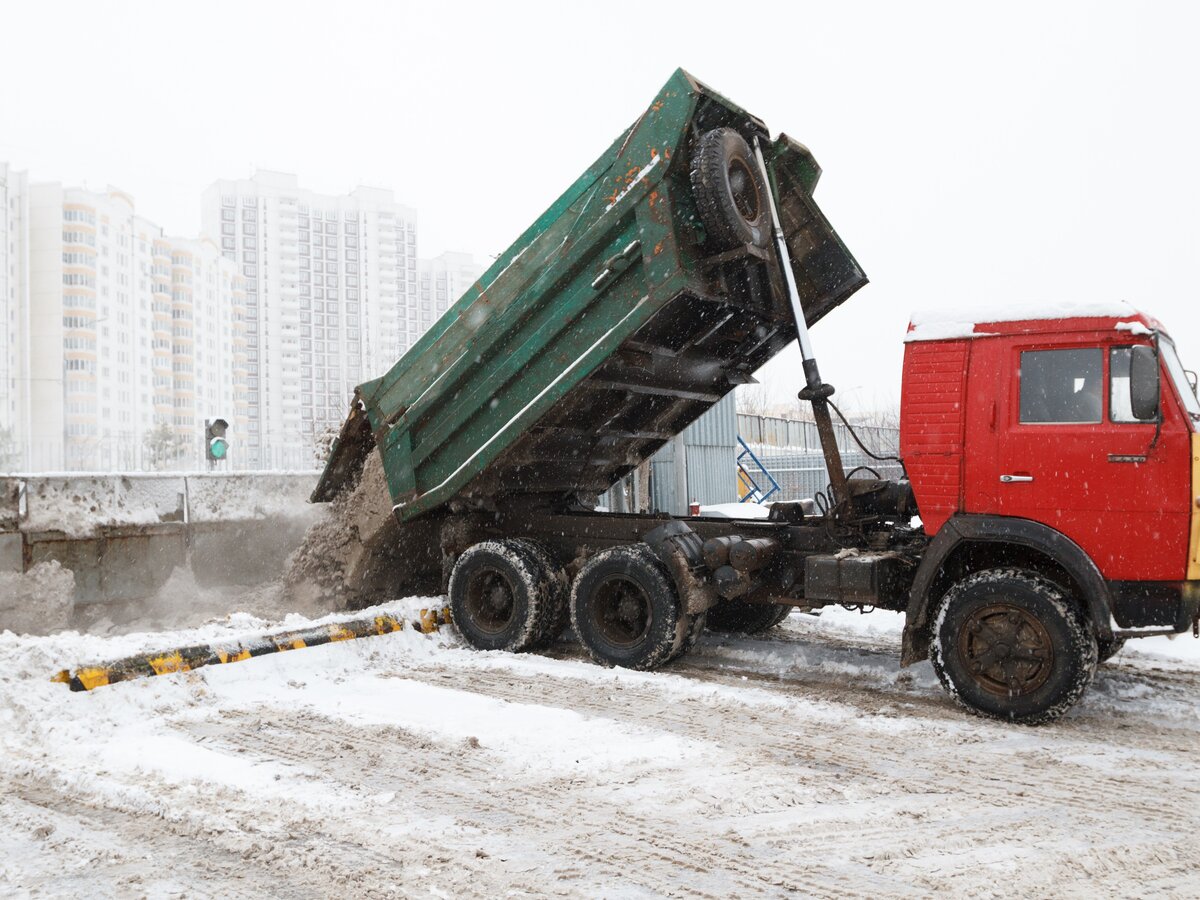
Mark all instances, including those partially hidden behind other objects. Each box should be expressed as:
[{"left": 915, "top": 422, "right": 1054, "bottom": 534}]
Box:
[{"left": 3, "top": 0, "right": 1197, "bottom": 415}]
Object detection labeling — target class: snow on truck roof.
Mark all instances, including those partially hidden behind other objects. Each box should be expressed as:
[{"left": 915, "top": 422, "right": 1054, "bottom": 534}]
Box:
[{"left": 904, "top": 300, "right": 1159, "bottom": 342}]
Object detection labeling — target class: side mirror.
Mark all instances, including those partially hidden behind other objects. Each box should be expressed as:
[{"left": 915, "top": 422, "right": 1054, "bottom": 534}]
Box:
[
  {"left": 1186, "top": 369, "right": 1198, "bottom": 396},
  {"left": 1129, "top": 344, "right": 1160, "bottom": 421}
]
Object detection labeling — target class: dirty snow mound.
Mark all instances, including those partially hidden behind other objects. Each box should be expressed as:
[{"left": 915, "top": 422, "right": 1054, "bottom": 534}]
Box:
[
  {"left": 284, "top": 452, "right": 410, "bottom": 611},
  {"left": 0, "top": 562, "right": 75, "bottom": 635}
]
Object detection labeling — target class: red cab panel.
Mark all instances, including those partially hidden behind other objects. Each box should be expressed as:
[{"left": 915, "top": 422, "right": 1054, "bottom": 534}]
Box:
[{"left": 901, "top": 311, "right": 1193, "bottom": 581}]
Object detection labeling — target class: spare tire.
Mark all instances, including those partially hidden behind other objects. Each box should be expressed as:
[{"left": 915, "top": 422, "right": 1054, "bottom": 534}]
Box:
[{"left": 690, "top": 127, "right": 771, "bottom": 250}]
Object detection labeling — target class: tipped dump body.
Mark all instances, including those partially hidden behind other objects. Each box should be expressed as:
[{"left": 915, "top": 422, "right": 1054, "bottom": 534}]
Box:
[{"left": 314, "top": 69, "right": 866, "bottom": 519}]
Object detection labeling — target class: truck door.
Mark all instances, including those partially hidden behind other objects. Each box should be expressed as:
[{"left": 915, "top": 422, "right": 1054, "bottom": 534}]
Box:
[{"left": 995, "top": 341, "right": 1190, "bottom": 581}]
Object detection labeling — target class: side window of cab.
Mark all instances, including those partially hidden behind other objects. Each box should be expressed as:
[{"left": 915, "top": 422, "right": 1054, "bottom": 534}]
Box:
[
  {"left": 1109, "top": 346, "right": 1158, "bottom": 423},
  {"left": 1018, "top": 348, "right": 1103, "bottom": 424}
]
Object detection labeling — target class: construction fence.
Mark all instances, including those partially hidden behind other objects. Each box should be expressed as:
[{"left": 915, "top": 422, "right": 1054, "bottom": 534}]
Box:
[{"left": 737, "top": 412, "right": 902, "bottom": 505}]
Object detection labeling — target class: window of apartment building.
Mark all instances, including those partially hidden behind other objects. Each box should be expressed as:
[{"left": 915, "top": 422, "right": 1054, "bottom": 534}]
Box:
[
  {"left": 242, "top": 208, "right": 255, "bottom": 221},
  {"left": 222, "top": 238, "right": 234, "bottom": 250},
  {"left": 325, "top": 223, "right": 336, "bottom": 234},
  {"left": 222, "top": 209, "right": 235, "bottom": 222},
  {"left": 244, "top": 222, "right": 257, "bottom": 235}
]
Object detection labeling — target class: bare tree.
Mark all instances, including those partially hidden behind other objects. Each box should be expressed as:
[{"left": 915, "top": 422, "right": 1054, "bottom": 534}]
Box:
[
  {"left": 0, "top": 426, "right": 19, "bottom": 472},
  {"left": 736, "top": 384, "right": 772, "bottom": 416},
  {"left": 143, "top": 422, "right": 187, "bottom": 470}
]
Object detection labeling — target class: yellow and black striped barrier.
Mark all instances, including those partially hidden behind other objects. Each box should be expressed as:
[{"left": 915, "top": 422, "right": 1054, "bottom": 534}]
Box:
[{"left": 51, "top": 606, "right": 452, "bottom": 692}]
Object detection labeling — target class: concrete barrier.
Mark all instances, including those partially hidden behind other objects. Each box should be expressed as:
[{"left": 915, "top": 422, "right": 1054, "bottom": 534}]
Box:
[{"left": 0, "top": 472, "right": 322, "bottom": 608}]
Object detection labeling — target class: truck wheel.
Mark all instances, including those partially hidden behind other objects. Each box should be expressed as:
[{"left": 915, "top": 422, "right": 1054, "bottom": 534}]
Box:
[
  {"left": 448, "top": 539, "right": 556, "bottom": 653},
  {"left": 930, "top": 569, "right": 1098, "bottom": 725},
  {"left": 513, "top": 538, "right": 569, "bottom": 648},
  {"left": 1097, "top": 636, "right": 1127, "bottom": 663},
  {"left": 690, "top": 127, "right": 771, "bottom": 250},
  {"left": 570, "top": 544, "right": 682, "bottom": 670},
  {"left": 706, "top": 599, "right": 791, "bottom": 634}
]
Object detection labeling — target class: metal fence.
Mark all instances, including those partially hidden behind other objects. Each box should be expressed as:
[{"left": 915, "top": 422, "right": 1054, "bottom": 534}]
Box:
[
  {"left": 743, "top": 444, "right": 905, "bottom": 505},
  {"left": 738, "top": 413, "right": 902, "bottom": 504},
  {"left": 737, "top": 413, "right": 900, "bottom": 457}
]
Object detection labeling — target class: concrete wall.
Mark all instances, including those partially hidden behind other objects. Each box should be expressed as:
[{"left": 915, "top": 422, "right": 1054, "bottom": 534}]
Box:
[{"left": 0, "top": 471, "right": 321, "bottom": 606}]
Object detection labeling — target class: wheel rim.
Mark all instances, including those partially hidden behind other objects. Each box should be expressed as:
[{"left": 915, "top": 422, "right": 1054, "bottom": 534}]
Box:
[
  {"left": 464, "top": 567, "right": 516, "bottom": 635},
  {"left": 590, "top": 575, "right": 652, "bottom": 648},
  {"left": 958, "top": 603, "right": 1055, "bottom": 697},
  {"left": 727, "top": 158, "right": 761, "bottom": 222}
]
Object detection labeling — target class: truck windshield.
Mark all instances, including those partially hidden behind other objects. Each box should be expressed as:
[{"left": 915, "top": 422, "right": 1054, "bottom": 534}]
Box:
[{"left": 1160, "top": 337, "right": 1200, "bottom": 426}]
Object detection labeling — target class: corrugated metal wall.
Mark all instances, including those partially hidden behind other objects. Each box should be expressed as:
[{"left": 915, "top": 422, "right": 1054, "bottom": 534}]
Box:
[{"left": 649, "top": 392, "right": 739, "bottom": 511}]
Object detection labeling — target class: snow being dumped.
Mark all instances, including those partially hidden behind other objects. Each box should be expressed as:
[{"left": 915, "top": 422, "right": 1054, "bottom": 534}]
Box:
[{"left": 282, "top": 451, "right": 433, "bottom": 612}]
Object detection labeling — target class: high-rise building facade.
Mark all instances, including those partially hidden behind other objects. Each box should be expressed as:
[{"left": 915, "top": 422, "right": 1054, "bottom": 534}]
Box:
[
  {"left": 0, "top": 164, "right": 29, "bottom": 461},
  {"left": 202, "top": 172, "right": 419, "bottom": 468},
  {"left": 0, "top": 170, "right": 244, "bottom": 471},
  {"left": 417, "top": 251, "right": 484, "bottom": 331}
]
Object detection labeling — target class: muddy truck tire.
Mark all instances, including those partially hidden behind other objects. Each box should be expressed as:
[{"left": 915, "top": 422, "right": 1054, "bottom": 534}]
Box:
[
  {"left": 513, "top": 538, "right": 570, "bottom": 649},
  {"left": 570, "top": 544, "right": 683, "bottom": 671},
  {"left": 930, "top": 568, "right": 1098, "bottom": 725},
  {"left": 449, "top": 539, "right": 560, "bottom": 653},
  {"left": 671, "top": 611, "right": 708, "bottom": 661}
]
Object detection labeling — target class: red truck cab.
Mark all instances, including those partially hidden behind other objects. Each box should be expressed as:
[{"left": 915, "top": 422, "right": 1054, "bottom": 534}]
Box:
[{"left": 898, "top": 303, "right": 1199, "bottom": 721}]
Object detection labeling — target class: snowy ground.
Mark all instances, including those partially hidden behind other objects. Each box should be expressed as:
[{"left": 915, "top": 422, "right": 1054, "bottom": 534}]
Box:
[{"left": 2, "top": 600, "right": 1198, "bottom": 898}]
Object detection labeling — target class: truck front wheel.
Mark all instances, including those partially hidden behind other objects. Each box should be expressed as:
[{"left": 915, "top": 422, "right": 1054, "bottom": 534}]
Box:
[
  {"left": 570, "top": 545, "right": 683, "bottom": 671},
  {"left": 930, "top": 569, "right": 1098, "bottom": 725},
  {"left": 448, "top": 539, "right": 559, "bottom": 653}
]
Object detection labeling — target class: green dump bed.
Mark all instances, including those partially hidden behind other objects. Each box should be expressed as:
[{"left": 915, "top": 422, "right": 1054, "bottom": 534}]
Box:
[{"left": 313, "top": 69, "right": 866, "bottom": 520}]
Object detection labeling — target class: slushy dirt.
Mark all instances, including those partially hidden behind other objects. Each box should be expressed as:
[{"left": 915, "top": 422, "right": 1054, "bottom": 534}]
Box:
[{"left": 2, "top": 603, "right": 1197, "bottom": 898}]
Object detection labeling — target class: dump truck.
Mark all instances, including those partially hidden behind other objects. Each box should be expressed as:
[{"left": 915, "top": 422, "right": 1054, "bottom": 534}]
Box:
[{"left": 315, "top": 69, "right": 1200, "bottom": 724}]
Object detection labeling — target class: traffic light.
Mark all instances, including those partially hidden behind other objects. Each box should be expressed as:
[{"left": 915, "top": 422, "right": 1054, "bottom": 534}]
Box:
[{"left": 205, "top": 418, "right": 229, "bottom": 462}]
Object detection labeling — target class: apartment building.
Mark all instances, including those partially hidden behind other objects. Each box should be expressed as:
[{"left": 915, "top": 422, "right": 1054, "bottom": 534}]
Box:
[
  {"left": 417, "top": 251, "right": 484, "bottom": 329},
  {"left": 202, "top": 171, "right": 419, "bottom": 469},
  {"left": 0, "top": 164, "right": 28, "bottom": 457},
  {"left": 0, "top": 171, "right": 244, "bottom": 471}
]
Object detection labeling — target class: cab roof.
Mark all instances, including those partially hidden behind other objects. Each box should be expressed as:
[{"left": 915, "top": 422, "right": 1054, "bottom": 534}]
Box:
[{"left": 905, "top": 301, "right": 1163, "bottom": 342}]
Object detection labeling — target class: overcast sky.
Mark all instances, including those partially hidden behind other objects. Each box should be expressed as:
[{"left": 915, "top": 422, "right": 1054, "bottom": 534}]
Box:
[{"left": 3, "top": 1, "right": 1197, "bottom": 415}]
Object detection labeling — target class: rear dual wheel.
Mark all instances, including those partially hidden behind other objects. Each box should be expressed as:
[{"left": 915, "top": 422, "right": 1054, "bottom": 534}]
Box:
[
  {"left": 448, "top": 539, "right": 565, "bottom": 652},
  {"left": 570, "top": 544, "right": 694, "bottom": 671}
]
